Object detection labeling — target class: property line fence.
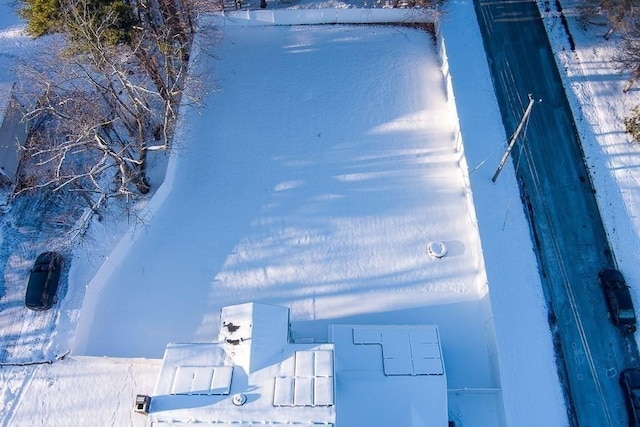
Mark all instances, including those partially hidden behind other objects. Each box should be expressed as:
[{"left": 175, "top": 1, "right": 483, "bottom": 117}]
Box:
[{"left": 208, "top": 7, "right": 437, "bottom": 26}]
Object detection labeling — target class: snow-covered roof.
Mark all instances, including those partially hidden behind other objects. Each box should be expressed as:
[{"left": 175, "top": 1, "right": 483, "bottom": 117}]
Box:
[
  {"left": 0, "top": 81, "right": 25, "bottom": 183},
  {"left": 150, "top": 304, "right": 448, "bottom": 426},
  {"left": 0, "top": 82, "right": 12, "bottom": 121},
  {"left": 330, "top": 324, "right": 447, "bottom": 426},
  {"left": 150, "top": 303, "right": 336, "bottom": 425}
]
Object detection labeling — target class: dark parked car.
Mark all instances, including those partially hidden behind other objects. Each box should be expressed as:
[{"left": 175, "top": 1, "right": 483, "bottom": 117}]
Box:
[
  {"left": 599, "top": 268, "right": 637, "bottom": 333},
  {"left": 621, "top": 368, "right": 640, "bottom": 427},
  {"left": 25, "top": 252, "right": 64, "bottom": 311}
]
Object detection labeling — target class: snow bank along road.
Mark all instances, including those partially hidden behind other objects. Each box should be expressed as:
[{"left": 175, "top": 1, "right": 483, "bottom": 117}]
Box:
[{"left": 475, "top": 0, "right": 640, "bottom": 425}]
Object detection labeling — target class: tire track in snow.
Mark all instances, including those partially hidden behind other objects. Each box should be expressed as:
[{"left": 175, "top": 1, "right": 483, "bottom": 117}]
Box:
[
  {"left": 0, "top": 191, "right": 82, "bottom": 363},
  {"left": 0, "top": 366, "right": 36, "bottom": 427}
]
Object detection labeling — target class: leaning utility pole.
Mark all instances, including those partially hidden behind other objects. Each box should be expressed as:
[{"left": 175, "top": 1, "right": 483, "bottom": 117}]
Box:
[{"left": 492, "top": 94, "right": 538, "bottom": 182}]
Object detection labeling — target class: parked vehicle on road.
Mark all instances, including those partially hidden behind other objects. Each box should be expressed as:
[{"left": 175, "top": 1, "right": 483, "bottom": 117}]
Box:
[
  {"left": 25, "top": 252, "right": 64, "bottom": 311},
  {"left": 621, "top": 368, "right": 640, "bottom": 427},
  {"left": 599, "top": 268, "right": 637, "bottom": 333}
]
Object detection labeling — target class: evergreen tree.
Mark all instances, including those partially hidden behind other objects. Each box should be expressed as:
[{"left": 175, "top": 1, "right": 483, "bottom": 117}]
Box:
[
  {"left": 20, "top": 0, "right": 62, "bottom": 37},
  {"left": 20, "top": 0, "right": 137, "bottom": 45}
]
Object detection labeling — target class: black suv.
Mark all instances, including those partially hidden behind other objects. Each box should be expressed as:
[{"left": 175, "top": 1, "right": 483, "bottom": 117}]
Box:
[
  {"left": 599, "top": 268, "right": 637, "bottom": 333},
  {"left": 25, "top": 252, "right": 64, "bottom": 311},
  {"left": 621, "top": 368, "right": 640, "bottom": 427}
]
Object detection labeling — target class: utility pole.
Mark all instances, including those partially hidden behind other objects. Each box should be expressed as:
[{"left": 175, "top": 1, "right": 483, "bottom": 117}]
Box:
[{"left": 492, "top": 94, "right": 538, "bottom": 182}]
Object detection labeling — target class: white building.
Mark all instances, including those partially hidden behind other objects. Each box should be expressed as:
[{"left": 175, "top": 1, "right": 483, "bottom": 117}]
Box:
[
  {"left": 150, "top": 302, "right": 336, "bottom": 425},
  {"left": 0, "top": 82, "right": 26, "bottom": 186},
  {"left": 149, "top": 303, "right": 447, "bottom": 426}
]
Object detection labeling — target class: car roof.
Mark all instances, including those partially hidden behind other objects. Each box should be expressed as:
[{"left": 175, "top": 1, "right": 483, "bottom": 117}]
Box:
[
  {"left": 25, "top": 272, "right": 49, "bottom": 300},
  {"left": 623, "top": 369, "right": 640, "bottom": 385},
  {"left": 25, "top": 252, "right": 63, "bottom": 309},
  {"left": 601, "top": 268, "right": 625, "bottom": 281}
]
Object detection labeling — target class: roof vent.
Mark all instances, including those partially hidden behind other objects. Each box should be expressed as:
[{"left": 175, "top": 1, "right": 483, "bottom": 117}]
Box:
[
  {"left": 134, "top": 394, "right": 151, "bottom": 414},
  {"left": 224, "top": 322, "right": 241, "bottom": 333},
  {"left": 232, "top": 393, "right": 247, "bottom": 406},
  {"left": 427, "top": 241, "right": 447, "bottom": 259}
]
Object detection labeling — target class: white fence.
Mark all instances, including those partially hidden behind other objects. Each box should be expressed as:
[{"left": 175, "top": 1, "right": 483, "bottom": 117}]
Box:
[{"left": 209, "top": 7, "right": 436, "bottom": 26}]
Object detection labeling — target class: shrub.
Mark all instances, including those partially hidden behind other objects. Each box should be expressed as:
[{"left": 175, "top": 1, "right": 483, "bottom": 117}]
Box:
[{"left": 624, "top": 105, "right": 640, "bottom": 142}]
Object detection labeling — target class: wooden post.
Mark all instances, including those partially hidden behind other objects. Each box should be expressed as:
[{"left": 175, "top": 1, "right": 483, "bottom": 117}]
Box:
[{"left": 492, "top": 94, "right": 537, "bottom": 183}]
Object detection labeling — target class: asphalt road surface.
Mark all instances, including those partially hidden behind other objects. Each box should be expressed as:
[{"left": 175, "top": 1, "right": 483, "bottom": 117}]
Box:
[{"left": 473, "top": 0, "right": 640, "bottom": 425}]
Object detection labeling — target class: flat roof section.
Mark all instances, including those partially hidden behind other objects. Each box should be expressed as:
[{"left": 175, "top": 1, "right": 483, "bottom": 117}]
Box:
[
  {"left": 331, "top": 324, "right": 447, "bottom": 426},
  {"left": 352, "top": 325, "right": 444, "bottom": 376}
]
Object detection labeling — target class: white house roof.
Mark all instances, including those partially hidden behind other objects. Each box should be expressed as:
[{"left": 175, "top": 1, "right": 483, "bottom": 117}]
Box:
[
  {"left": 330, "top": 324, "right": 448, "bottom": 426},
  {"left": 0, "top": 81, "right": 24, "bottom": 184},
  {"left": 0, "top": 82, "right": 13, "bottom": 120},
  {"left": 150, "top": 303, "right": 335, "bottom": 425},
  {"left": 150, "top": 304, "right": 448, "bottom": 426}
]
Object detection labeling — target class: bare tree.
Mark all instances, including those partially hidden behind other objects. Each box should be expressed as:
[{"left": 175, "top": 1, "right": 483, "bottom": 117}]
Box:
[
  {"left": 577, "top": 0, "right": 607, "bottom": 28},
  {"left": 15, "top": 0, "right": 205, "bottom": 210},
  {"left": 575, "top": 0, "right": 640, "bottom": 38},
  {"left": 17, "top": 62, "right": 150, "bottom": 201},
  {"left": 613, "top": 22, "right": 640, "bottom": 91},
  {"left": 602, "top": 0, "right": 639, "bottom": 39}
]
